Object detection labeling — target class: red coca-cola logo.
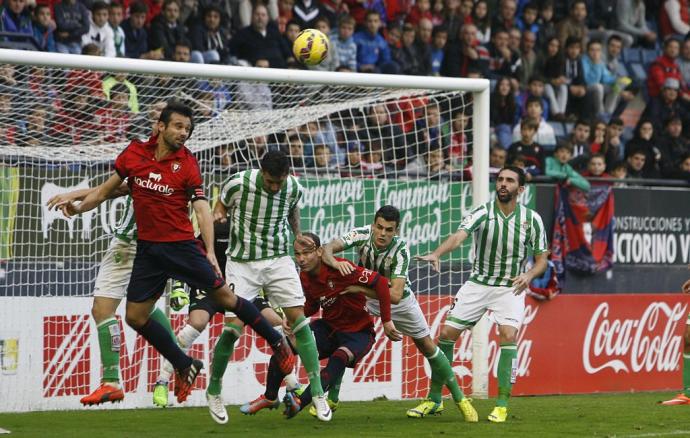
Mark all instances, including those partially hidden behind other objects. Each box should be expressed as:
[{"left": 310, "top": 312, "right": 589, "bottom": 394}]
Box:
[{"left": 582, "top": 302, "right": 686, "bottom": 374}]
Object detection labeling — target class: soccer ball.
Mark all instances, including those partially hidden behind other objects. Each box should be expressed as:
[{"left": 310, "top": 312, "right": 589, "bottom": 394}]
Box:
[{"left": 292, "top": 29, "right": 330, "bottom": 66}]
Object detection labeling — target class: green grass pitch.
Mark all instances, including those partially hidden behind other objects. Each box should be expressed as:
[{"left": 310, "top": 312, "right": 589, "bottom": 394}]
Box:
[{"left": 0, "top": 392, "right": 688, "bottom": 437}]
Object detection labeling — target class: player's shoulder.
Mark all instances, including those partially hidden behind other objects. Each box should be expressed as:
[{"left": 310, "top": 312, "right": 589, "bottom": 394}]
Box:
[
  {"left": 391, "top": 234, "right": 410, "bottom": 249},
  {"left": 522, "top": 205, "right": 544, "bottom": 222}
]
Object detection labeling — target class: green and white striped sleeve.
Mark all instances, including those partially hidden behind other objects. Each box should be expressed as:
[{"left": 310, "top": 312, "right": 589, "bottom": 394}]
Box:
[
  {"left": 340, "top": 226, "right": 370, "bottom": 249},
  {"left": 390, "top": 244, "right": 410, "bottom": 280},
  {"left": 220, "top": 172, "right": 244, "bottom": 207},
  {"left": 458, "top": 205, "right": 488, "bottom": 233},
  {"left": 288, "top": 176, "right": 303, "bottom": 210},
  {"left": 531, "top": 211, "right": 549, "bottom": 254}
]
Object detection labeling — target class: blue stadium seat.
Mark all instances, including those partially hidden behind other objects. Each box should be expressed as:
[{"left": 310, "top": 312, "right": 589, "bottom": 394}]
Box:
[
  {"left": 490, "top": 79, "right": 497, "bottom": 92},
  {"left": 622, "top": 47, "right": 641, "bottom": 64},
  {"left": 641, "top": 49, "right": 657, "bottom": 66},
  {"left": 629, "top": 63, "right": 648, "bottom": 82},
  {"left": 549, "top": 121, "right": 565, "bottom": 139},
  {"left": 615, "top": 62, "right": 630, "bottom": 77}
]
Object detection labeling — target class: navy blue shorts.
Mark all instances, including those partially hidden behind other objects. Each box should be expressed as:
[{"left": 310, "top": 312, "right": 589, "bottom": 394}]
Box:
[
  {"left": 189, "top": 289, "right": 271, "bottom": 317},
  {"left": 127, "top": 240, "right": 225, "bottom": 303},
  {"left": 310, "top": 319, "right": 375, "bottom": 367}
]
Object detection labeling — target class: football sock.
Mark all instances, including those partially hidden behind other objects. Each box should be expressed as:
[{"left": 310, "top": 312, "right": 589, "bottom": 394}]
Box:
[
  {"left": 299, "top": 349, "right": 348, "bottom": 407},
  {"left": 680, "top": 353, "right": 690, "bottom": 397},
  {"left": 327, "top": 374, "right": 342, "bottom": 403},
  {"left": 264, "top": 354, "right": 287, "bottom": 401},
  {"left": 427, "top": 346, "right": 464, "bottom": 403},
  {"left": 158, "top": 324, "right": 201, "bottom": 383},
  {"left": 136, "top": 318, "right": 192, "bottom": 371},
  {"left": 292, "top": 316, "right": 324, "bottom": 397},
  {"left": 497, "top": 343, "right": 518, "bottom": 408},
  {"left": 427, "top": 339, "right": 456, "bottom": 402},
  {"left": 438, "top": 338, "right": 455, "bottom": 362},
  {"left": 96, "top": 317, "right": 120, "bottom": 383},
  {"left": 207, "top": 323, "right": 241, "bottom": 396},
  {"left": 149, "top": 307, "right": 176, "bottom": 342},
  {"left": 232, "top": 297, "right": 282, "bottom": 346}
]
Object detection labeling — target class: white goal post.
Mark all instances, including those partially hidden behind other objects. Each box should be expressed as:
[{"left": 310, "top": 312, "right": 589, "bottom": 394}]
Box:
[{"left": 0, "top": 48, "right": 490, "bottom": 410}]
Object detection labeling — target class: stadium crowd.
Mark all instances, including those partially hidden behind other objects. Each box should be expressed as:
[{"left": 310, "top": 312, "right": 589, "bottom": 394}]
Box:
[{"left": 2, "top": 0, "right": 690, "bottom": 184}]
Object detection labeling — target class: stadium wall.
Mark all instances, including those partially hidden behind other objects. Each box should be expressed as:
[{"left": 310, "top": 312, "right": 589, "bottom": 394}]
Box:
[{"left": 0, "top": 294, "right": 686, "bottom": 412}]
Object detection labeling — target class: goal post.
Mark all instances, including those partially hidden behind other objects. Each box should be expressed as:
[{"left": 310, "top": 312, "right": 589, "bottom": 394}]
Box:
[{"left": 0, "top": 48, "right": 490, "bottom": 411}]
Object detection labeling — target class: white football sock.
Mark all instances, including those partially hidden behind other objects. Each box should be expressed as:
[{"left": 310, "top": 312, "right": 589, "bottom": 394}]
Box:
[{"left": 157, "top": 325, "right": 201, "bottom": 383}]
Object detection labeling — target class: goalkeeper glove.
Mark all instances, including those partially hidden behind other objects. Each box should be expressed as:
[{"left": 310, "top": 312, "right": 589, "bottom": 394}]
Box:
[{"left": 170, "top": 282, "right": 190, "bottom": 311}]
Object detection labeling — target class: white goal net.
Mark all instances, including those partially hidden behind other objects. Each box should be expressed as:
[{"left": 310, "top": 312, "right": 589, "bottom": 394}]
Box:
[{"left": 0, "top": 51, "right": 489, "bottom": 412}]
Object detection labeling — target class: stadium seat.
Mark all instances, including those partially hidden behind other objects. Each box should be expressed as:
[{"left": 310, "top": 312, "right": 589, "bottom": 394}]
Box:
[
  {"left": 629, "top": 63, "right": 648, "bottom": 82},
  {"left": 622, "top": 47, "right": 641, "bottom": 64},
  {"left": 615, "top": 62, "right": 630, "bottom": 77},
  {"left": 549, "top": 121, "right": 565, "bottom": 139},
  {"left": 641, "top": 49, "right": 657, "bottom": 66}
]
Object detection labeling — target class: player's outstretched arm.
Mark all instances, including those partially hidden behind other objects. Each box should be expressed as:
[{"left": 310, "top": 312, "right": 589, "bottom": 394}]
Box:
[
  {"left": 193, "top": 199, "right": 221, "bottom": 276},
  {"left": 416, "top": 230, "right": 469, "bottom": 273},
  {"left": 512, "top": 251, "right": 549, "bottom": 295},
  {"left": 57, "top": 173, "right": 123, "bottom": 217},
  {"left": 46, "top": 187, "right": 94, "bottom": 211},
  {"left": 322, "top": 239, "right": 354, "bottom": 276}
]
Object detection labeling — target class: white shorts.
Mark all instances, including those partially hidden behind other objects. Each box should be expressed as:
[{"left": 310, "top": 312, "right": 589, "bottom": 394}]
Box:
[
  {"left": 93, "top": 238, "right": 136, "bottom": 300},
  {"left": 225, "top": 256, "right": 304, "bottom": 314},
  {"left": 445, "top": 280, "right": 524, "bottom": 330},
  {"left": 366, "top": 293, "right": 430, "bottom": 339}
]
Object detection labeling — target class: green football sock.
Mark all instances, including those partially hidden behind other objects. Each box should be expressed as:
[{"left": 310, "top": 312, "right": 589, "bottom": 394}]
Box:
[
  {"left": 683, "top": 353, "right": 690, "bottom": 397},
  {"left": 439, "top": 338, "right": 455, "bottom": 362},
  {"left": 149, "top": 307, "right": 176, "bottom": 342},
  {"left": 497, "top": 343, "right": 518, "bottom": 408},
  {"left": 427, "top": 339, "right": 456, "bottom": 402},
  {"left": 327, "top": 374, "right": 342, "bottom": 403},
  {"left": 207, "top": 323, "right": 241, "bottom": 396},
  {"left": 292, "top": 316, "right": 324, "bottom": 397},
  {"left": 97, "top": 317, "right": 121, "bottom": 383},
  {"left": 427, "top": 347, "right": 464, "bottom": 402}
]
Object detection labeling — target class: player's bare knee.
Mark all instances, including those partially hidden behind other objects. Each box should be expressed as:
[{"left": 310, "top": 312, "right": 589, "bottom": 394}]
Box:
[
  {"left": 188, "top": 310, "right": 210, "bottom": 332},
  {"left": 213, "top": 285, "right": 237, "bottom": 310},
  {"left": 282, "top": 306, "right": 303, "bottom": 325},
  {"left": 91, "top": 298, "right": 117, "bottom": 324},
  {"left": 498, "top": 325, "right": 519, "bottom": 344},
  {"left": 124, "top": 312, "right": 146, "bottom": 329},
  {"left": 440, "top": 324, "right": 462, "bottom": 342},
  {"left": 261, "top": 308, "right": 283, "bottom": 326}
]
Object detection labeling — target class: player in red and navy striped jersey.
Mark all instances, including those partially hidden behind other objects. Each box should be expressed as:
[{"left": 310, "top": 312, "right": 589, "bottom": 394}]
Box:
[
  {"left": 239, "top": 232, "right": 401, "bottom": 417},
  {"left": 55, "top": 102, "right": 293, "bottom": 404}
]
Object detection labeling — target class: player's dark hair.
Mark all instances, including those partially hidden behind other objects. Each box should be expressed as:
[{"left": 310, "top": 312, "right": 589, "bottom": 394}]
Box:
[
  {"left": 261, "top": 149, "right": 291, "bottom": 177},
  {"left": 374, "top": 205, "right": 401, "bottom": 227},
  {"left": 300, "top": 232, "right": 321, "bottom": 247},
  {"left": 159, "top": 101, "right": 195, "bottom": 136},
  {"left": 498, "top": 166, "right": 526, "bottom": 186}
]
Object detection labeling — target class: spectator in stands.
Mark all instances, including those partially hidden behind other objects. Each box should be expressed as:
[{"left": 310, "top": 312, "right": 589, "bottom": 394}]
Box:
[
  {"left": 407, "top": 0, "right": 432, "bottom": 25},
  {"left": 16, "top": 104, "right": 49, "bottom": 147},
  {"left": 564, "top": 118, "right": 591, "bottom": 171},
  {"left": 658, "top": 116, "right": 690, "bottom": 177},
  {"left": 309, "top": 17, "right": 340, "bottom": 71},
  {"left": 545, "top": 143, "right": 591, "bottom": 191},
  {"left": 609, "top": 160, "right": 628, "bottom": 184},
  {"left": 582, "top": 39, "right": 618, "bottom": 117},
  {"left": 292, "top": 0, "right": 323, "bottom": 29},
  {"left": 563, "top": 36, "right": 587, "bottom": 120},
  {"left": 537, "top": 1, "right": 556, "bottom": 49},
  {"left": 395, "top": 22, "right": 431, "bottom": 75},
  {"left": 283, "top": 20, "right": 301, "bottom": 56},
  {"left": 626, "top": 119, "right": 661, "bottom": 177},
  {"left": 512, "top": 96, "right": 556, "bottom": 147},
  {"left": 602, "top": 117, "right": 625, "bottom": 167},
  {"left": 492, "top": 0, "right": 517, "bottom": 34},
  {"left": 430, "top": 0, "right": 444, "bottom": 26},
  {"left": 470, "top": 1, "right": 490, "bottom": 43},
  {"left": 441, "top": 23, "right": 489, "bottom": 77},
  {"left": 340, "top": 141, "right": 364, "bottom": 177},
  {"left": 0, "top": 0, "right": 33, "bottom": 42},
  {"left": 678, "top": 37, "right": 690, "bottom": 85},
  {"left": 540, "top": 36, "right": 567, "bottom": 120},
  {"left": 236, "top": 58, "right": 273, "bottom": 110},
  {"left": 321, "top": 0, "right": 348, "bottom": 28},
  {"left": 625, "top": 147, "right": 648, "bottom": 178},
  {"left": 516, "top": 2, "right": 539, "bottom": 35},
  {"left": 172, "top": 39, "right": 192, "bottom": 62},
  {"left": 230, "top": 3, "right": 291, "bottom": 67},
  {"left": 66, "top": 44, "right": 104, "bottom": 98},
  {"left": 122, "top": 2, "right": 161, "bottom": 59},
  {"left": 47, "top": 85, "right": 94, "bottom": 144},
  {"left": 517, "top": 75, "right": 549, "bottom": 121},
  {"left": 645, "top": 78, "right": 690, "bottom": 134},
  {"left": 588, "top": 0, "right": 633, "bottom": 48},
  {"left": 602, "top": 34, "right": 636, "bottom": 117},
  {"left": 190, "top": 5, "right": 231, "bottom": 64},
  {"left": 81, "top": 2, "right": 115, "bottom": 57},
  {"left": 405, "top": 145, "right": 451, "bottom": 177},
  {"left": 359, "top": 103, "right": 406, "bottom": 166},
  {"left": 54, "top": 0, "right": 89, "bottom": 54},
  {"left": 312, "top": 143, "right": 337, "bottom": 176},
  {"left": 647, "top": 37, "right": 686, "bottom": 99},
  {"left": 441, "top": 0, "right": 463, "bottom": 43},
  {"left": 589, "top": 119, "right": 607, "bottom": 154},
  {"left": 277, "top": 0, "right": 294, "bottom": 32},
  {"left": 32, "top": 4, "right": 55, "bottom": 52},
  {"left": 508, "top": 28, "right": 522, "bottom": 55},
  {"left": 660, "top": 0, "right": 690, "bottom": 39},
  {"left": 489, "top": 145, "right": 507, "bottom": 176},
  {"left": 429, "top": 25, "right": 448, "bottom": 75},
  {"left": 508, "top": 118, "right": 545, "bottom": 174},
  {"left": 486, "top": 31, "right": 520, "bottom": 85},
  {"left": 145, "top": 0, "right": 164, "bottom": 26},
  {"left": 417, "top": 17, "right": 433, "bottom": 44},
  {"left": 413, "top": 103, "right": 448, "bottom": 153},
  {"left": 617, "top": 0, "right": 657, "bottom": 48},
  {"left": 490, "top": 76, "right": 518, "bottom": 149},
  {"left": 103, "top": 72, "right": 139, "bottom": 114},
  {"left": 108, "top": 3, "right": 125, "bottom": 57},
  {"left": 354, "top": 11, "right": 398, "bottom": 73},
  {"left": 330, "top": 15, "right": 357, "bottom": 71},
  {"left": 557, "top": 0, "right": 587, "bottom": 50},
  {"left": 361, "top": 140, "right": 385, "bottom": 175},
  {"left": 150, "top": 0, "right": 187, "bottom": 60},
  {"left": 447, "top": 111, "right": 469, "bottom": 166},
  {"left": 517, "top": 30, "right": 538, "bottom": 88},
  {"left": 581, "top": 153, "right": 610, "bottom": 181},
  {"left": 94, "top": 83, "right": 133, "bottom": 143},
  {"left": 670, "top": 153, "right": 690, "bottom": 179},
  {"left": 0, "top": 87, "right": 16, "bottom": 145},
  {"left": 285, "top": 132, "right": 307, "bottom": 172}
]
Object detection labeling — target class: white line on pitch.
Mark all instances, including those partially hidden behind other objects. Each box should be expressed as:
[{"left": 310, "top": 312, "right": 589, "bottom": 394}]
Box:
[{"left": 621, "top": 431, "right": 690, "bottom": 438}]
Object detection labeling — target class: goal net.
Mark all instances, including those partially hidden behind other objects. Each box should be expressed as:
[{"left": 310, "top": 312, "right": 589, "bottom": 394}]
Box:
[{"left": 0, "top": 51, "right": 489, "bottom": 412}]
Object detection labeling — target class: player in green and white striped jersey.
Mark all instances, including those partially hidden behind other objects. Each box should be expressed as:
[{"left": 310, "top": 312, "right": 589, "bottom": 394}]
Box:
[
  {"left": 206, "top": 150, "right": 332, "bottom": 423},
  {"left": 46, "top": 188, "right": 177, "bottom": 406},
  {"left": 418, "top": 166, "right": 549, "bottom": 423},
  {"left": 322, "top": 206, "right": 478, "bottom": 422}
]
